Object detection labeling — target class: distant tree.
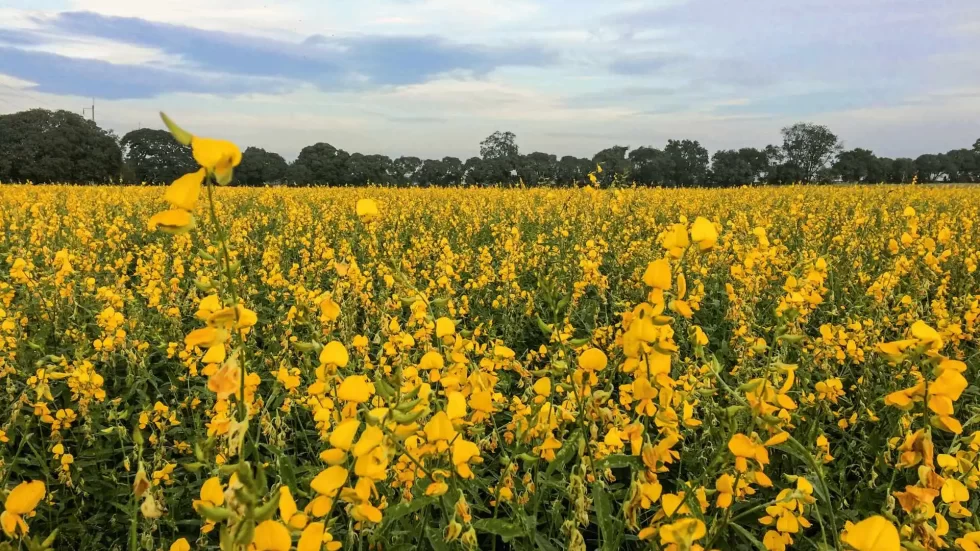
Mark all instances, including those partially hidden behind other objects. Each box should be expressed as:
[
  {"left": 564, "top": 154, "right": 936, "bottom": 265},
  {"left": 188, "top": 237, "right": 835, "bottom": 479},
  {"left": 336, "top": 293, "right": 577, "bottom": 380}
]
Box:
[
  {"left": 463, "top": 157, "right": 485, "bottom": 185},
  {"left": 780, "top": 122, "right": 842, "bottom": 183},
  {"left": 914, "top": 154, "right": 942, "bottom": 182},
  {"left": 664, "top": 139, "right": 709, "bottom": 187},
  {"left": 441, "top": 157, "right": 464, "bottom": 186},
  {"left": 285, "top": 162, "right": 313, "bottom": 185},
  {"left": 480, "top": 131, "right": 519, "bottom": 160},
  {"left": 974, "top": 138, "right": 980, "bottom": 154},
  {"left": 866, "top": 157, "right": 894, "bottom": 183},
  {"left": 517, "top": 152, "right": 558, "bottom": 186},
  {"left": 291, "top": 142, "right": 350, "bottom": 185},
  {"left": 235, "top": 146, "right": 288, "bottom": 186},
  {"left": 346, "top": 153, "right": 393, "bottom": 186},
  {"left": 0, "top": 109, "right": 122, "bottom": 183},
  {"left": 710, "top": 148, "right": 766, "bottom": 187},
  {"left": 628, "top": 147, "right": 669, "bottom": 185},
  {"left": 833, "top": 148, "right": 876, "bottom": 182},
  {"left": 890, "top": 158, "right": 916, "bottom": 183},
  {"left": 555, "top": 156, "right": 590, "bottom": 187},
  {"left": 392, "top": 156, "right": 422, "bottom": 187},
  {"left": 592, "top": 146, "right": 629, "bottom": 186},
  {"left": 120, "top": 128, "right": 196, "bottom": 184},
  {"left": 943, "top": 149, "right": 979, "bottom": 182}
]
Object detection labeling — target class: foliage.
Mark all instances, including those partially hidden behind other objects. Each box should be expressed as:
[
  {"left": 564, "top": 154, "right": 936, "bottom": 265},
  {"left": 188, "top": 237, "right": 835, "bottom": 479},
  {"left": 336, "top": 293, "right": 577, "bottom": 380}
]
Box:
[
  {"left": 480, "top": 131, "right": 519, "bottom": 161},
  {"left": 236, "top": 147, "right": 289, "bottom": 187},
  {"left": 780, "top": 123, "right": 843, "bottom": 183},
  {"left": 0, "top": 109, "right": 123, "bottom": 184},
  {"left": 121, "top": 128, "right": 197, "bottom": 184}
]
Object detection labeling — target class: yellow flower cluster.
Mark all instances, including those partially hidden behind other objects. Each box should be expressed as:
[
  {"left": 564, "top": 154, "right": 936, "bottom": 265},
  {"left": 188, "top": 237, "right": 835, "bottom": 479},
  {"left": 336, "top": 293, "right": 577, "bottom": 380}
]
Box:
[{"left": 0, "top": 142, "right": 978, "bottom": 551}]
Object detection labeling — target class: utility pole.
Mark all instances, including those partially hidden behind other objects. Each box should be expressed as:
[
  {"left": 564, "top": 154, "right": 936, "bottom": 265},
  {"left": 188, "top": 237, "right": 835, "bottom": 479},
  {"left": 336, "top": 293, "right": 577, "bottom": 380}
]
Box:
[{"left": 82, "top": 98, "right": 95, "bottom": 122}]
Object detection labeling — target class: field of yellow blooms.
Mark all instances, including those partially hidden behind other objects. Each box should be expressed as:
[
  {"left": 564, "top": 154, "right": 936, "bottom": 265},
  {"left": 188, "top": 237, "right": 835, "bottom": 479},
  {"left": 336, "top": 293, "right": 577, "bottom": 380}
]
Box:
[{"left": 1, "top": 122, "right": 979, "bottom": 551}]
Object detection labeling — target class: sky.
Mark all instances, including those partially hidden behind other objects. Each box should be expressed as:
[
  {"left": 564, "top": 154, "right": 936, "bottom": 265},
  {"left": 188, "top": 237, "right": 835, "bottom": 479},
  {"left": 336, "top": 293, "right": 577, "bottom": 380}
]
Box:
[{"left": 0, "top": 0, "right": 978, "bottom": 161}]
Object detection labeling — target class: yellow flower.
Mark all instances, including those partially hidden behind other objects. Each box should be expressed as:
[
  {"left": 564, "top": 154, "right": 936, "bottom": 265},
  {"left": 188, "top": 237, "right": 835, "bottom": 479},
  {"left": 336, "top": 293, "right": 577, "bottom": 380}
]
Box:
[
  {"left": 356, "top": 198, "right": 379, "bottom": 221},
  {"left": 910, "top": 320, "right": 942, "bottom": 350},
  {"left": 435, "top": 317, "right": 455, "bottom": 339},
  {"left": 299, "top": 522, "right": 342, "bottom": 551},
  {"left": 532, "top": 377, "right": 551, "bottom": 397},
  {"left": 164, "top": 169, "right": 206, "bottom": 211},
  {"left": 941, "top": 478, "right": 968, "bottom": 503},
  {"left": 337, "top": 375, "right": 375, "bottom": 403},
  {"left": 319, "top": 341, "right": 350, "bottom": 368},
  {"left": 424, "top": 411, "right": 458, "bottom": 443},
  {"left": 1, "top": 480, "right": 45, "bottom": 537},
  {"left": 643, "top": 259, "right": 672, "bottom": 289},
  {"left": 329, "top": 419, "right": 360, "bottom": 452},
  {"left": 578, "top": 348, "right": 608, "bottom": 371},
  {"left": 446, "top": 392, "right": 467, "bottom": 420},
  {"left": 310, "top": 466, "right": 348, "bottom": 497},
  {"left": 690, "top": 217, "right": 718, "bottom": 250},
  {"left": 252, "top": 520, "right": 291, "bottom": 551},
  {"left": 169, "top": 538, "right": 190, "bottom": 551},
  {"left": 956, "top": 532, "right": 980, "bottom": 551},
  {"left": 148, "top": 209, "right": 196, "bottom": 234},
  {"left": 840, "top": 515, "right": 900, "bottom": 551},
  {"left": 193, "top": 477, "right": 224, "bottom": 511},
  {"left": 451, "top": 438, "right": 481, "bottom": 479},
  {"left": 352, "top": 426, "right": 384, "bottom": 458},
  {"left": 160, "top": 113, "right": 241, "bottom": 185},
  {"left": 185, "top": 327, "right": 229, "bottom": 349},
  {"left": 659, "top": 517, "right": 705, "bottom": 546},
  {"left": 279, "top": 486, "right": 308, "bottom": 530}
]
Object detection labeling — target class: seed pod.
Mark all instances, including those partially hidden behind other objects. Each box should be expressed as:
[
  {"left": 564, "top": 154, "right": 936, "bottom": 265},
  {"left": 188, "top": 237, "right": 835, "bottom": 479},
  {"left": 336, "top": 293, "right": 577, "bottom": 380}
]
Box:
[
  {"left": 395, "top": 396, "right": 422, "bottom": 413},
  {"left": 198, "top": 505, "right": 234, "bottom": 523},
  {"left": 234, "top": 518, "right": 256, "bottom": 546},
  {"left": 536, "top": 316, "right": 555, "bottom": 336},
  {"left": 254, "top": 491, "right": 281, "bottom": 522},
  {"left": 391, "top": 407, "right": 428, "bottom": 425}
]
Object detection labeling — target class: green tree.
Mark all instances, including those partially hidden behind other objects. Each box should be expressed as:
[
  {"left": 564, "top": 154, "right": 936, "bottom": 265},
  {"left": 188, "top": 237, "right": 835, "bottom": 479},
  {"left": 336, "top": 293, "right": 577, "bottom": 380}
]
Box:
[
  {"left": 710, "top": 148, "right": 766, "bottom": 187},
  {"left": 943, "top": 149, "right": 979, "bottom": 182},
  {"left": 780, "top": 122, "right": 842, "bottom": 183},
  {"left": 121, "top": 128, "right": 196, "bottom": 184},
  {"left": 914, "top": 154, "right": 942, "bottom": 182},
  {"left": 480, "top": 131, "right": 519, "bottom": 160},
  {"left": 290, "top": 142, "right": 350, "bottom": 185},
  {"left": 664, "top": 139, "right": 709, "bottom": 187},
  {"left": 0, "top": 109, "right": 122, "bottom": 184},
  {"left": 517, "top": 152, "right": 557, "bottom": 186},
  {"left": 555, "top": 156, "right": 590, "bottom": 187},
  {"left": 346, "top": 153, "right": 393, "bottom": 186},
  {"left": 833, "top": 148, "right": 876, "bottom": 182},
  {"left": 392, "top": 156, "right": 422, "bottom": 187},
  {"left": 628, "top": 147, "right": 668, "bottom": 185},
  {"left": 592, "top": 146, "right": 629, "bottom": 187},
  {"left": 890, "top": 158, "right": 916, "bottom": 183},
  {"left": 235, "top": 146, "right": 288, "bottom": 186}
]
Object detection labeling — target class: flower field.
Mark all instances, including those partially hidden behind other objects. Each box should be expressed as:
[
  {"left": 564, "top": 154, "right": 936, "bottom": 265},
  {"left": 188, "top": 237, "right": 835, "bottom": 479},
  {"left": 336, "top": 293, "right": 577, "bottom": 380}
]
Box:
[{"left": 1, "top": 164, "right": 979, "bottom": 548}]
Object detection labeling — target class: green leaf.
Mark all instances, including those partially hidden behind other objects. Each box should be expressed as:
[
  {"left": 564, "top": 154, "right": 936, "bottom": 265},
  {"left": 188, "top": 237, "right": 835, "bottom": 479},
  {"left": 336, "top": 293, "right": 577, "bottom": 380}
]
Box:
[
  {"left": 545, "top": 430, "right": 580, "bottom": 477},
  {"left": 425, "top": 526, "right": 450, "bottom": 551},
  {"left": 592, "top": 482, "right": 623, "bottom": 551},
  {"left": 534, "top": 533, "right": 560, "bottom": 551},
  {"left": 472, "top": 518, "right": 526, "bottom": 542},
  {"left": 382, "top": 496, "right": 436, "bottom": 529},
  {"left": 595, "top": 454, "right": 643, "bottom": 470},
  {"left": 730, "top": 522, "right": 768, "bottom": 551}
]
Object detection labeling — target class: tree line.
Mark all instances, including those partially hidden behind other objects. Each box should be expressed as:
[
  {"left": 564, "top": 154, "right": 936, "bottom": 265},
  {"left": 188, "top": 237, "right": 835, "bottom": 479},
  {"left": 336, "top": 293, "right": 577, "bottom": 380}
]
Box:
[{"left": 2, "top": 108, "right": 979, "bottom": 186}]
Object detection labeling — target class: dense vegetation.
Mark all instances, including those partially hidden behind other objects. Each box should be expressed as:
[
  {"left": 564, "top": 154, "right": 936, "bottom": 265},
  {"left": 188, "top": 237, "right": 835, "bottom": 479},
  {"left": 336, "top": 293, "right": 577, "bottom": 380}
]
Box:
[{"left": 1, "top": 109, "right": 979, "bottom": 186}]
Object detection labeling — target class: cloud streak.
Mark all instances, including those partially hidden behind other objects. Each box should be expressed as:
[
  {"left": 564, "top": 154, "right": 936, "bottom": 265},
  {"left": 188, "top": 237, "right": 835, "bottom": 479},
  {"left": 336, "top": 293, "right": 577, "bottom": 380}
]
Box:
[{"left": 0, "top": 10, "right": 556, "bottom": 99}]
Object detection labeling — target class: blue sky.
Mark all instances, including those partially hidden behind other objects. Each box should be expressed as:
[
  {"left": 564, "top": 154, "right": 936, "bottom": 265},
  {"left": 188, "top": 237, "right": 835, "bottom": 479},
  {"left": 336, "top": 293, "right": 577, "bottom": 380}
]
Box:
[{"left": 0, "top": 0, "right": 978, "bottom": 160}]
